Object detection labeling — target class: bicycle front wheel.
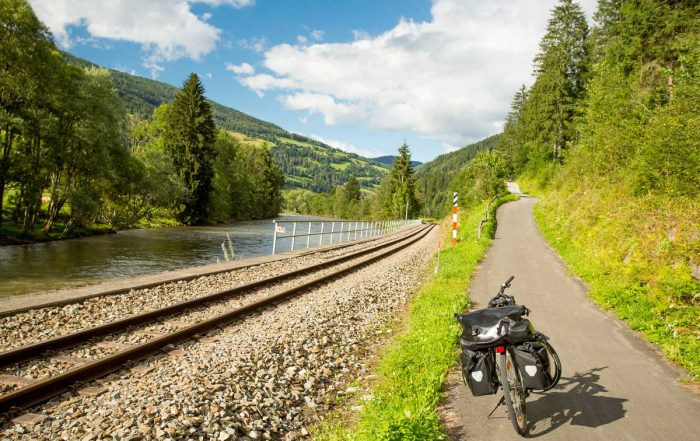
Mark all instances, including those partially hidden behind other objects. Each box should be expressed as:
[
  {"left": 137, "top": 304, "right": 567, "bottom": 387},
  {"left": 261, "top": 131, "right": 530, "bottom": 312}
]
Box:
[{"left": 500, "top": 348, "right": 527, "bottom": 436}]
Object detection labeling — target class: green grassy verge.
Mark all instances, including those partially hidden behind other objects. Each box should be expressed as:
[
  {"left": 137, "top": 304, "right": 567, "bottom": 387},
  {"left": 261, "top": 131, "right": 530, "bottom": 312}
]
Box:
[{"left": 316, "top": 194, "right": 518, "bottom": 440}]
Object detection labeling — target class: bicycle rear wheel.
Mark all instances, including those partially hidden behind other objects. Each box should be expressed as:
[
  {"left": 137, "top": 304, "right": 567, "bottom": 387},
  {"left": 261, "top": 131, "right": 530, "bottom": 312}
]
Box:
[
  {"left": 500, "top": 348, "right": 527, "bottom": 436},
  {"left": 541, "top": 339, "right": 562, "bottom": 392}
]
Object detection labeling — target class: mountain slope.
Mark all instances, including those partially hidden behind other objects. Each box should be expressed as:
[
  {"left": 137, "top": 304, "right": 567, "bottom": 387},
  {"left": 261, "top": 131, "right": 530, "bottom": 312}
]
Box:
[
  {"left": 372, "top": 155, "right": 422, "bottom": 169},
  {"left": 416, "top": 134, "right": 500, "bottom": 217},
  {"left": 62, "top": 52, "right": 387, "bottom": 192}
]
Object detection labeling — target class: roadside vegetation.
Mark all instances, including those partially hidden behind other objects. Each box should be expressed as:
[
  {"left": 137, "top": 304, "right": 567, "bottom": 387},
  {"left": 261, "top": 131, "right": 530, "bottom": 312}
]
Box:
[{"left": 316, "top": 195, "right": 517, "bottom": 440}]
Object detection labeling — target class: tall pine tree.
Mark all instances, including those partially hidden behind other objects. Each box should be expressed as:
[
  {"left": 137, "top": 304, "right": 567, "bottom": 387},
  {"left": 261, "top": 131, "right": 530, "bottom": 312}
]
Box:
[
  {"left": 164, "top": 73, "right": 216, "bottom": 225},
  {"left": 497, "top": 84, "right": 529, "bottom": 174},
  {"left": 377, "top": 142, "right": 420, "bottom": 219},
  {"left": 521, "top": 0, "right": 589, "bottom": 164}
]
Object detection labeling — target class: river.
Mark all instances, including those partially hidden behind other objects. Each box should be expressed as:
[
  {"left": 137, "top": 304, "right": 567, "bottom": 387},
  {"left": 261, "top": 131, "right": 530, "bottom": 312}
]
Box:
[{"left": 0, "top": 215, "right": 334, "bottom": 297}]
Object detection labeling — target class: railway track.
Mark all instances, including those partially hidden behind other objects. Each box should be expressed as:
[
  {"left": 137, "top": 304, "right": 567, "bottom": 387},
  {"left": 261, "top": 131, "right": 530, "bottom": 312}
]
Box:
[{"left": 0, "top": 224, "right": 433, "bottom": 415}]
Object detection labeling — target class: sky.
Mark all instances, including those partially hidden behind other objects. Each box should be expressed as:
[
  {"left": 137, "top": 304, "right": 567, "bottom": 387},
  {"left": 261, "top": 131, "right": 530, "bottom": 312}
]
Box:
[{"left": 28, "top": 0, "right": 598, "bottom": 163}]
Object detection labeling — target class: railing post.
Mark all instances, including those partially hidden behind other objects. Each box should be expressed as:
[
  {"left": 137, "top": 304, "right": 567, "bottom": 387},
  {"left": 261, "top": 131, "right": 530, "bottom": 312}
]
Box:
[
  {"left": 272, "top": 220, "right": 278, "bottom": 255},
  {"left": 330, "top": 222, "right": 335, "bottom": 244},
  {"left": 354, "top": 221, "right": 358, "bottom": 240},
  {"left": 306, "top": 222, "right": 312, "bottom": 248},
  {"left": 320, "top": 221, "right": 325, "bottom": 246},
  {"left": 291, "top": 222, "right": 297, "bottom": 251}
]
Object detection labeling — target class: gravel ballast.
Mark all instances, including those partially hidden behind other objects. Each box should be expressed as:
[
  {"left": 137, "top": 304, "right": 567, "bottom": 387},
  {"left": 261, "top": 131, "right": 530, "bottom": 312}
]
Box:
[{"left": 1, "top": 227, "right": 438, "bottom": 440}]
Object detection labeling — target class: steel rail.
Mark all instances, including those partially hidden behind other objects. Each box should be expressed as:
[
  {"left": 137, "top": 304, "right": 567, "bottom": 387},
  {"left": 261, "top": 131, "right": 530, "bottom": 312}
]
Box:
[
  {"left": 0, "top": 225, "right": 417, "bottom": 319},
  {"left": 0, "top": 225, "right": 428, "bottom": 369},
  {"left": 0, "top": 224, "right": 434, "bottom": 413}
]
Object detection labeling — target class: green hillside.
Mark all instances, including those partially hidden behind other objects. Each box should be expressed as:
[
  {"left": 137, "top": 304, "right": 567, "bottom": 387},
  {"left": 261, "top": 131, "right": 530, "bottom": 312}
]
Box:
[
  {"left": 372, "top": 155, "right": 422, "bottom": 169},
  {"left": 61, "top": 52, "right": 388, "bottom": 192},
  {"left": 416, "top": 134, "right": 500, "bottom": 217}
]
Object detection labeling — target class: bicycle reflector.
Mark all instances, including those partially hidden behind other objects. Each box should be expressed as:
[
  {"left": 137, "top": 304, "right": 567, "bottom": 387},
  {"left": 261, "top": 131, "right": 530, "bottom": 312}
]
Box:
[{"left": 495, "top": 346, "right": 506, "bottom": 354}]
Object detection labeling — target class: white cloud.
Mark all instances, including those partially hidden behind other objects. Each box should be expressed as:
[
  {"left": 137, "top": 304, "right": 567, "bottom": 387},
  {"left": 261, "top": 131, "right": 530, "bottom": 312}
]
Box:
[
  {"left": 307, "top": 134, "right": 380, "bottom": 158},
  {"left": 226, "top": 62, "right": 255, "bottom": 75},
  {"left": 310, "top": 30, "right": 324, "bottom": 41},
  {"left": 205, "top": 72, "right": 213, "bottom": 79},
  {"left": 239, "top": 74, "right": 295, "bottom": 97},
  {"left": 351, "top": 29, "right": 370, "bottom": 41},
  {"left": 238, "top": 0, "right": 597, "bottom": 147},
  {"left": 279, "top": 93, "right": 366, "bottom": 125},
  {"left": 197, "top": 0, "right": 254, "bottom": 7},
  {"left": 28, "top": 0, "right": 254, "bottom": 78},
  {"left": 296, "top": 35, "right": 308, "bottom": 46},
  {"left": 238, "top": 36, "right": 267, "bottom": 53}
]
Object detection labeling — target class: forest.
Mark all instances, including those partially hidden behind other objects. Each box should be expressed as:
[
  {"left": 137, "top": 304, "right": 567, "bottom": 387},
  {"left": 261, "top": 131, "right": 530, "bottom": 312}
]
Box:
[{"left": 0, "top": 0, "right": 284, "bottom": 240}]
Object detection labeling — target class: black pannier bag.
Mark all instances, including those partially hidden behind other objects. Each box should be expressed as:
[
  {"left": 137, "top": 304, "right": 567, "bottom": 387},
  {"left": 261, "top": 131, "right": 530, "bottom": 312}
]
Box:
[
  {"left": 460, "top": 348, "right": 498, "bottom": 396},
  {"left": 514, "top": 341, "right": 553, "bottom": 390},
  {"left": 455, "top": 305, "right": 535, "bottom": 349}
]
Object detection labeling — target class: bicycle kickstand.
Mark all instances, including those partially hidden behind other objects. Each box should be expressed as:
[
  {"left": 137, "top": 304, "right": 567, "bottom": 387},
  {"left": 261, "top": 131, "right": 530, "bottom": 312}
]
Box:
[{"left": 487, "top": 396, "right": 506, "bottom": 419}]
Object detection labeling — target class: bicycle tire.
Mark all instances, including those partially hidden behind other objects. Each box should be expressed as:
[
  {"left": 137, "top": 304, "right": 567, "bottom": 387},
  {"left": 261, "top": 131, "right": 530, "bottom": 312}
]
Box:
[
  {"left": 500, "top": 348, "right": 528, "bottom": 436},
  {"left": 541, "top": 340, "right": 562, "bottom": 392}
]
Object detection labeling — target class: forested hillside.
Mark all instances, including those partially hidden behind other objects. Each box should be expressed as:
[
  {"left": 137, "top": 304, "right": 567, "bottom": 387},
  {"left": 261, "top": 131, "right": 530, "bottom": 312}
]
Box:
[
  {"left": 62, "top": 53, "right": 387, "bottom": 193},
  {"left": 415, "top": 134, "right": 499, "bottom": 217},
  {"left": 372, "top": 155, "right": 422, "bottom": 169},
  {"left": 448, "top": 0, "right": 699, "bottom": 379}
]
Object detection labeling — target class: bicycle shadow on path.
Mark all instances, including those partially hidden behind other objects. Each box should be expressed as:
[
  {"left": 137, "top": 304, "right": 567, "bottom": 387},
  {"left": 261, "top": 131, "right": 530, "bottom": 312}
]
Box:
[{"left": 525, "top": 367, "right": 627, "bottom": 437}]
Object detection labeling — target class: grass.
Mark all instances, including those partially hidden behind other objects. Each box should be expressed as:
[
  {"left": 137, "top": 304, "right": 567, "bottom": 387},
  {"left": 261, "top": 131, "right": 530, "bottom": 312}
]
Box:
[
  {"left": 315, "top": 194, "right": 518, "bottom": 440},
  {"left": 277, "top": 136, "right": 316, "bottom": 148},
  {"left": 228, "top": 131, "right": 275, "bottom": 148},
  {"left": 520, "top": 176, "right": 700, "bottom": 381}
]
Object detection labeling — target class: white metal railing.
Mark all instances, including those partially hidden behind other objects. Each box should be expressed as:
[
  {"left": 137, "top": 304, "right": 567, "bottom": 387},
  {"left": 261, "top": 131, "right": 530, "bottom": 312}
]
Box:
[{"left": 271, "top": 219, "right": 421, "bottom": 255}]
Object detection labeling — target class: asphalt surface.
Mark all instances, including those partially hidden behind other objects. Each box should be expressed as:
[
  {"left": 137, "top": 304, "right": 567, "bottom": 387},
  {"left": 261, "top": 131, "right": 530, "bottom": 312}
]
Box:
[{"left": 441, "top": 196, "right": 700, "bottom": 440}]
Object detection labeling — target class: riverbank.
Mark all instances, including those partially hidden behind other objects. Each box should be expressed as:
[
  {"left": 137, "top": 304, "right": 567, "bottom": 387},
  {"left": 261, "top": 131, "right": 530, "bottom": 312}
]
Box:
[
  {"left": 0, "top": 222, "right": 116, "bottom": 246},
  {"left": 0, "top": 213, "right": 185, "bottom": 246}
]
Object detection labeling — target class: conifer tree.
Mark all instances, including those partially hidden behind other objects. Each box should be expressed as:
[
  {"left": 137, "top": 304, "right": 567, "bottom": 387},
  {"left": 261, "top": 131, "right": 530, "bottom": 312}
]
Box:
[
  {"left": 379, "top": 142, "right": 420, "bottom": 219},
  {"left": 164, "top": 73, "right": 216, "bottom": 224},
  {"left": 497, "top": 84, "right": 529, "bottom": 174},
  {"left": 523, "top": 0, "right": 589, "bottom": 164},
  {"left": 343, "top": 175, "right": 362, "bottom": 202}
]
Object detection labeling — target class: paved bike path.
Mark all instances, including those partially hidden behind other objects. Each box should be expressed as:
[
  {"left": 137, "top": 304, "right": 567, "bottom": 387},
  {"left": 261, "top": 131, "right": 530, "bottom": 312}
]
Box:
[{"left": 441, "top": 196, "right": 700, "bottom": 440}]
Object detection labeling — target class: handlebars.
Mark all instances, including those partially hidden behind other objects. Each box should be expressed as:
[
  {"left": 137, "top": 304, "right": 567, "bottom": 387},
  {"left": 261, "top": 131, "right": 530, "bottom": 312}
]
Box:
[{"left": 489, "top": 275, "right": 516, "bottom": 308}]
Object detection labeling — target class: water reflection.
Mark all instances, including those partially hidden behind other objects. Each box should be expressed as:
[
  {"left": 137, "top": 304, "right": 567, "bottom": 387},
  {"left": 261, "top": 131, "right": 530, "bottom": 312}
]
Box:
[{"left": 0, "top": 215, "right": 334, "bottom": 297}]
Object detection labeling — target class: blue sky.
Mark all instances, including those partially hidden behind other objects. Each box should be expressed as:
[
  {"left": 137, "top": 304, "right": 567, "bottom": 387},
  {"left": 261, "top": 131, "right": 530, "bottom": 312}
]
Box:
[{"left": 29, "top": 0, "right": 596, "bottom": 163}]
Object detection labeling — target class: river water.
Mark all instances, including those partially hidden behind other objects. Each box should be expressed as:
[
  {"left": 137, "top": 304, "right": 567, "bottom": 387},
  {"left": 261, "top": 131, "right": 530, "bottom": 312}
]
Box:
[{"left": 0, "top": 215, "right": 335, "bottom": 297}]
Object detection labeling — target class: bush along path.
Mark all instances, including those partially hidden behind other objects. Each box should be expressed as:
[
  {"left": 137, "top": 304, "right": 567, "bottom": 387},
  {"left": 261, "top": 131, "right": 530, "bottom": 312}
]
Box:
[{"left": 315, "top": 194, "right": 518, "bottom": 440}]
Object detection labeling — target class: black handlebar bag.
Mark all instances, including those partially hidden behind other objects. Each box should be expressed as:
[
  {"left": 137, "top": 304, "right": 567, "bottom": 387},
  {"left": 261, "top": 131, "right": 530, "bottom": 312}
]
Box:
[{"left": 455, "top": 305, "right": 534, "bottom": 350}]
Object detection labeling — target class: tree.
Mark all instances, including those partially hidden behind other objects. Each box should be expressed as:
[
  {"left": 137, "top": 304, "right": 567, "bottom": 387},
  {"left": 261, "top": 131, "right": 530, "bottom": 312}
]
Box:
[
  {"left": 450, "top": 151, "right": 509, "bottom": 208},
  {"left": 343, "top": 175, "right": 362, "bottom": 202},
  {"left": 164, "top": 73, "right": 216, "bottom": 225},
  {"left": 376, "top": 142, "right": 420, "bottom": 219},
  {"left": 0, "top": 0, "right": 55, "bottom": 232},
  {"left": 520, "top": 0, "right": 589, "bottom": 165},
  {"left": 497, "top": 85, "right": 529, "bottom": 174}
]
